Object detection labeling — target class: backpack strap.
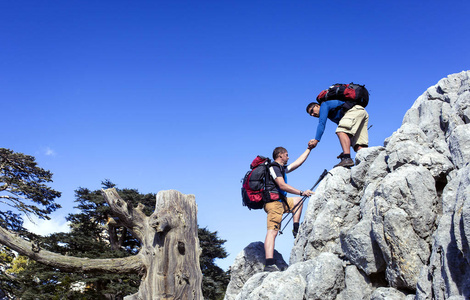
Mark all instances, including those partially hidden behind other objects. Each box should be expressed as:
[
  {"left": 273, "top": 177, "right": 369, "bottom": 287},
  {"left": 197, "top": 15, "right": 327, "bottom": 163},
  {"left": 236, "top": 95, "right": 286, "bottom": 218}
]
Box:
[
  {"left": 262, "top": 162, "right": 274, "bottom": 203},
  {"left": 279, "top": 190, "right": 290, "bottom": 211},
  {"left": 328, "top": 100, "right": 359, "bottom": 120},
  {"left": 267, "top": 162, "right": 291, "bottom": 210}
]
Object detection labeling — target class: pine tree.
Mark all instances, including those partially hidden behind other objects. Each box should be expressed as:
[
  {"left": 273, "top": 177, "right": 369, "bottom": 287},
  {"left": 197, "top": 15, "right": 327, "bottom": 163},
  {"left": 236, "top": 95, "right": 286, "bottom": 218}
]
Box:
[
  {"left": 199, "top": 227, "right": 230, "bottom": 300},
  {"left": 0, "top": 148, "right": 61, "bottom": 224},
  {"left": 1, "top": 179, "right": 229, "bottom": 299}
]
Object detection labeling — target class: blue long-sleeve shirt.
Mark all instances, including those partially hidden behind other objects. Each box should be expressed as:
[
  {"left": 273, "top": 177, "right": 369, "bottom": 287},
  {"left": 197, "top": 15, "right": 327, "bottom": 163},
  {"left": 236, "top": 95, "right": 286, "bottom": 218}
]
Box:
[{"left": 315, "top": 100, "right": 345, "bottom": 141}]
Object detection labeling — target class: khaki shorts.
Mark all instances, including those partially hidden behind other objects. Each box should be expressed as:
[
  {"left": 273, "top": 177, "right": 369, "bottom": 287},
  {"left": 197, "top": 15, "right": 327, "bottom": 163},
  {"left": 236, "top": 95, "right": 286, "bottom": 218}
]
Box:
[
  {"left": 336, "top": 105, "right": 369, "bottom": 147},
  {"left": 264, "top": 197, "right": 295, "bottom": 231}
]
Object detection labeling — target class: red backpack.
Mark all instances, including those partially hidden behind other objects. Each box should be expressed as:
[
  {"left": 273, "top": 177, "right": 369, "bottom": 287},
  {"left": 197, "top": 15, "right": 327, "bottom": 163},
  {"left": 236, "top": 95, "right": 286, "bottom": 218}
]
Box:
[
  {"left": 241, "top": 156, "right": 272, "bottom": 210},
  {"left": 316, "top": 83, "right": 369, "bottom": 109}
]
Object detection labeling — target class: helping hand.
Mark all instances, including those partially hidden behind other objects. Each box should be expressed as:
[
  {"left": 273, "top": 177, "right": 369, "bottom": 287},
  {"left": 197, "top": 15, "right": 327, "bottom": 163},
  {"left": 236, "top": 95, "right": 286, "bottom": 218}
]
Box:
[
  {"left": 308, "top": 139, "right": 319, "bottom": 149},
  {"left": 302, "top": 190, "right": 314, "bottom": 197}
]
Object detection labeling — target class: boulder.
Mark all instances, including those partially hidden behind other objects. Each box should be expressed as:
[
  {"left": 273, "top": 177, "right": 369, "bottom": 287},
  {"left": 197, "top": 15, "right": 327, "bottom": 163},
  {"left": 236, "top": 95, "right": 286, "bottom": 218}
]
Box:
[
  {"left": 224, "top": 241, "right": 287, "bottom": 300},
  {"left": 225, "top": 71, "right": 470, "bottom": 299}
]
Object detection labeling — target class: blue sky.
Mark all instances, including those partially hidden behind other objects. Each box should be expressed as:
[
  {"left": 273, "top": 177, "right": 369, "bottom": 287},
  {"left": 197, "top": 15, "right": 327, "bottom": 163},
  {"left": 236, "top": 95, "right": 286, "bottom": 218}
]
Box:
[{"left": 2, "top": 1, "right": 469, "bottom": 271}]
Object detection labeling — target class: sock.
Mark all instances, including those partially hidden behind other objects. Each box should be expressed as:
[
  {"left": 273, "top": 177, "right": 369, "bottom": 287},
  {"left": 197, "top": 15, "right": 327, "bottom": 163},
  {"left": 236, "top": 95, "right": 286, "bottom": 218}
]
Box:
[
  {"left": 265, "top": 258, "right": 275, "bottom": 266},
  {"left": 343, "top": 153, "right": 351, "bottom": 159},
  {"left": 293, "top": 222, "right": 300, "bottom": 233}
]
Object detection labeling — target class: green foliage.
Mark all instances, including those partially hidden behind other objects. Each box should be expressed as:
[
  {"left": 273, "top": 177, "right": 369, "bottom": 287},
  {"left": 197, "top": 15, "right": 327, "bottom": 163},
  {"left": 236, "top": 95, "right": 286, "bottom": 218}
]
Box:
[
  {"left": 0, "top": 246, "right": 18, "bottom": 298},
  {"left": 5, "top": 254, "right": 29, "bottom": 275},
  {"left": 0, "top": 148, "right": 229, "bottom": 299},
  {"left": 199, "top": 227, "right": 230, "bottom": 300},
  {"left": 0, "top": 148, "right": 62, "bottom": 298},
  {"left": 1, "top": 177, "right": 229, "bottom": 299},
  {"left": 0, "top": 148, "right": 61, "bottom": 228},
  {"left": 0, "top": 246, "right": 14, "bottom": 265},
  {"left": 1, "top": 252, "right": 116, "bottom": 300}
]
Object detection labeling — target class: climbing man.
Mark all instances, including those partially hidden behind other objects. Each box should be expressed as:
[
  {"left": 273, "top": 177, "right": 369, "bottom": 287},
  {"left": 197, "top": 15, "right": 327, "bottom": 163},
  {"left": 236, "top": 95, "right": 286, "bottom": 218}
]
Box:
[
  {"left": 263, "top": 146, "right": 314, "bottom": 272},
  {"left": 306, "top": 100, "right": 369, "bottom": 168}
]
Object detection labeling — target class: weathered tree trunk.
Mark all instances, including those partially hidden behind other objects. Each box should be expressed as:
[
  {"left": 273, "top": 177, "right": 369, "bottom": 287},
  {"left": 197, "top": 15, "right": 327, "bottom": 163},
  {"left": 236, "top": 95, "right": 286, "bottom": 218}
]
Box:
[
  {"left": 102, "top": 189, "right": 203, "bottom": 300},
  {"left": 0, "top": 189, "right": 203, "bottom": 299}
]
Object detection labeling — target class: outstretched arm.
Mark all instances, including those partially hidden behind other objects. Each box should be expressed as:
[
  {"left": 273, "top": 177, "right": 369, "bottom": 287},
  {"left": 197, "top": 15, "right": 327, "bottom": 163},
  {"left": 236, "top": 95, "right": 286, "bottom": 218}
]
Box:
[
  {"left": 274, "top": 177, "right": 313, "bottom": 197},
  {"left": 288, "top": 147, "right": 312, "bottom": 172}
]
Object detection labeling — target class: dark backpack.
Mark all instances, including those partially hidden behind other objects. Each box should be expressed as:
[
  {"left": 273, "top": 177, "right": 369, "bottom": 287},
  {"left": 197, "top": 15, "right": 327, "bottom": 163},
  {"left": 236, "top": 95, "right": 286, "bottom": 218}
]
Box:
[
  {"left": 316, "top": 83, "right": 369, "bottom": 109},
  {"left": 241, "top": 156, "right": 272, "bottom": 210}
]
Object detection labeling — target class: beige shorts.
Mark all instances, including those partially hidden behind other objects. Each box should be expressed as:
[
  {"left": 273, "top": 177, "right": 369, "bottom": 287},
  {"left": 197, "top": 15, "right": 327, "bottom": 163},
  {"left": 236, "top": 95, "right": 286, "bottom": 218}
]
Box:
[
  {"left": 264, "top": 197, "right": 295, "bottom": 231},
  {"left": 336, "top": 105, "right": 369, "bottom": 147}
]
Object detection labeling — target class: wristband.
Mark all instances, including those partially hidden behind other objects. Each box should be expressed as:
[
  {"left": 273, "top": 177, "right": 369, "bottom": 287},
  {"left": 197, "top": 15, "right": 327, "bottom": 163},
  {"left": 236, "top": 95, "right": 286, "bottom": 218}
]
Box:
[{"left": 300, "top": 191, "right": 303, "bottom": 196}]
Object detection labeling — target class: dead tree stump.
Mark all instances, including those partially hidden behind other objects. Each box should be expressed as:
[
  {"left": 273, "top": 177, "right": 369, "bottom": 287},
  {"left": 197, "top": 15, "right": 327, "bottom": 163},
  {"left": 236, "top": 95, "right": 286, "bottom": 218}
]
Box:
[{"left": 101, "top": 189, "right": 203, "bottom": 300}]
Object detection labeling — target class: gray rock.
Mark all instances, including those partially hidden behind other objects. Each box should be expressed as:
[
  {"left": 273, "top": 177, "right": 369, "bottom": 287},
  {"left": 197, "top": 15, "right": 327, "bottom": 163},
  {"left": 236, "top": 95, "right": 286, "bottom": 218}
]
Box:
[
  {"left": 290, "top": 167, "right": 360, "bottom": 263},
  {"left": 234, "top": 253, "right": 343, "bottom": 300},
  {"left": 382, "top": 208, "right": 429, "bottom": 289},
  {"left": 336, "top": 265, "right": 374, "bottom": 300},
  {"left": 235, "top": 262, "right": 309, "bottom": 300},
  {"left": 304, "top": 253, "right": 345, "bottom": 300},
  {"left": 418, "top": 165, "right": 470, "bottom": 300},
  {"left": 341, "top": 219, "right": 385, "bottom": 275},
  {"left": 370, "top": 287, "right": 409, "bottom": 300},
  {"left": 447, "top": 297, "right": 467, "bottom": 300},
  {"left": 224, "top": 241, "right": 287, "bottom": 300},
  {"left": 385, "top": 123, "right": 453, "bottom": 178},
  {"left": 374, "top": 165, "right": 438, "bottom": 240},
  {"left": 415, "top": 265, "right": 432, "bottom": 300},
  {"left": 448, "top": 124, "right": 470, "bottom": 169},
  {"left": 364, "top": 149, "right": 389, "bottom": 185},
  {"left": 225, "top": 71, "right": 470, "bottom": 300},
  {"left": 351, "top": 146, "right": 385, "bottom": 189}
]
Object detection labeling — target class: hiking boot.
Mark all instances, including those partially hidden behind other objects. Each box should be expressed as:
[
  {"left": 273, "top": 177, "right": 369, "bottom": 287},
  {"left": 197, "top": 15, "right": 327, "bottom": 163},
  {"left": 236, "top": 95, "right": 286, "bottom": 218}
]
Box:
[
  {"left": 337, "top": 152, "right": 344, "bottom": 159},
  {"left": 334, "top": 157, "right": 354, "bottom": 168},
  {"left": 263, "top": 264, "right": 281, "bottom": 272},
  {"left": 293, "top": 229, "right": 298, "bottom": 238}
]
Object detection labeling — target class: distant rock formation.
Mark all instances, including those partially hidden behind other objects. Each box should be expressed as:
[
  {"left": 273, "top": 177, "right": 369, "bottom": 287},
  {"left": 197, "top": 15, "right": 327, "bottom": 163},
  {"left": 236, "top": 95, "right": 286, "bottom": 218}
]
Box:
[
  {"left": 225, "top": 71, "right": 470, "bottom": 300},
  {"left": 224, "top": 242, "right": 288, "bottom": 300}
]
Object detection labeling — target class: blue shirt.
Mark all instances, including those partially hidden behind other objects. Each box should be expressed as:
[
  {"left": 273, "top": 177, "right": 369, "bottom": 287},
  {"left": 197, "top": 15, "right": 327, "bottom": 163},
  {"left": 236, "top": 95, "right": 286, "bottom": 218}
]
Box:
[{"left": 315, "top": 100, "right": 345, "bottom": 141}]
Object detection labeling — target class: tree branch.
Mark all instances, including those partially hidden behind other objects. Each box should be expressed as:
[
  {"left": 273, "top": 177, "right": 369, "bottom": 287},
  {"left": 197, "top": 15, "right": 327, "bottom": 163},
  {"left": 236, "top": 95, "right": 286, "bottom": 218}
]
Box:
[
  {"left": 101, "top": 188, "right": 148, "bottom": 241},
  {"left": 0, "top": 226, "right": 144, "bottom": 274}
]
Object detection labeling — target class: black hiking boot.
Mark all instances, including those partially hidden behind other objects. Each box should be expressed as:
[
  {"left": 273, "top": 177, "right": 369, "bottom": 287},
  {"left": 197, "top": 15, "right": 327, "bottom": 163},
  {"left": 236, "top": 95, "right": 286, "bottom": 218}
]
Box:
[
  {"left": 334, "top": 157, "right": 354, "bottom": 168},
  {"left": 293, "top": 222, "right": 300, "bottom": 238},
  {"left": 263, "top": 264, "right": 281, "bottom": 272}
]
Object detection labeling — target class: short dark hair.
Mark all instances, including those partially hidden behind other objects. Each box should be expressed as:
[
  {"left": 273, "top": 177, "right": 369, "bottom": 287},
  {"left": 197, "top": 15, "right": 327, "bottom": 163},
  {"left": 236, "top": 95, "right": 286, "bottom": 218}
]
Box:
[
  {"left": 306, "top": 102, "right": 319, "bottom": 114},
  {"left": 273, "top": 147, "right": 287, "bottom": 160}
]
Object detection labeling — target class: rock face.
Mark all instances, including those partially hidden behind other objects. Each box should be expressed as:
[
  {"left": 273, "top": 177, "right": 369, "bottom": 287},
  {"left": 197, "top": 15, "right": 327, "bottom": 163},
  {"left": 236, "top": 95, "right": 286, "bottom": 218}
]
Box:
[
  {"left": 224, "top": 242, "right": 288, "bottom": 300},
  {"left": 225, "top": 71, "right": 470, "bottom": 300}
]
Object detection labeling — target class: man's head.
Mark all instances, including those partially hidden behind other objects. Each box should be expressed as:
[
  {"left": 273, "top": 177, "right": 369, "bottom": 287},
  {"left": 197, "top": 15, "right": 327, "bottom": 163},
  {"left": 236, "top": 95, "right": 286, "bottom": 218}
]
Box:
[
  {"left": 306, "top": 102, "right": 320, "bottom": 118},
  {"left": 273, "top": 147, "right": 289, "bottom": 164}
]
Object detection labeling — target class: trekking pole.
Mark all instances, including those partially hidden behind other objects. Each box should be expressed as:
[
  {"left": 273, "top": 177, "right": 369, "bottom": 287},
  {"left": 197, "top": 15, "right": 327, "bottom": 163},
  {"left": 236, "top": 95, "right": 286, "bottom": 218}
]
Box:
[{"left": 278, "top": 169, "right": 329, "bottom": 235}]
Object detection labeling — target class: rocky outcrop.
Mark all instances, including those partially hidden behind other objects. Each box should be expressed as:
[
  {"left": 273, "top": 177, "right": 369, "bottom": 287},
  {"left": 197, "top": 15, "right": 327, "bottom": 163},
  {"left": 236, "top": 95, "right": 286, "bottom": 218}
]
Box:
[
  {"left": 225, "top": 71, "right": 470, "bottom": 300},
  {"left": 224, "top": 242, "right": 288, "bottom": 300}
]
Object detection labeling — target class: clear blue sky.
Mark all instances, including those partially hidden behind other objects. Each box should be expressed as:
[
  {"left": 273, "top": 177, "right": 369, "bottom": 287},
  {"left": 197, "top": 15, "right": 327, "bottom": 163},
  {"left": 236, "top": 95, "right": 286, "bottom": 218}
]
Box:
[{"left": 2, "top": 1, "right": 469, "bottom": 271}]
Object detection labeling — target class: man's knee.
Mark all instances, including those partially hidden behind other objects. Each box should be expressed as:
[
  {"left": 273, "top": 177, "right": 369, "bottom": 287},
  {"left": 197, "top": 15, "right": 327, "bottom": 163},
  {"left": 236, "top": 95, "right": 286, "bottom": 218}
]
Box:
[
  {"left": 354, "top": 144, "right": 368, "bottom": 152},
  {"left": 293, "top": 196, "right": 302, "bottom": 205},
  {"left": 336, "top": 131, "right": 351, "bottom": 137},
  {"left": 266, "top": 229, "right": 279, "bottom": 240},
  {"left": 336, "top": 131, "right": 353, "bottom": 144}
]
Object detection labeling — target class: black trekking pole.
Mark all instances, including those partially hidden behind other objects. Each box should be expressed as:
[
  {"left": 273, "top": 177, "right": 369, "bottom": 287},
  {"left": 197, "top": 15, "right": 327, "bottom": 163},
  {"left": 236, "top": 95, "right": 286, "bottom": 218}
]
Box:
[{"left": 278, "top": 169, "right": 329, "bottom": 235}]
